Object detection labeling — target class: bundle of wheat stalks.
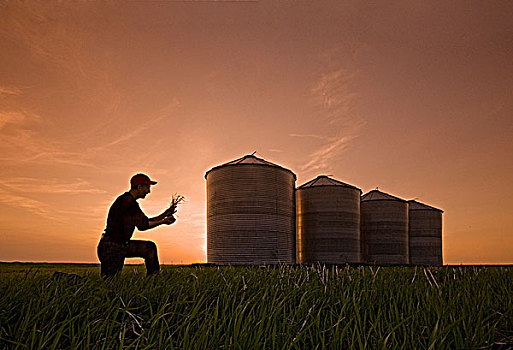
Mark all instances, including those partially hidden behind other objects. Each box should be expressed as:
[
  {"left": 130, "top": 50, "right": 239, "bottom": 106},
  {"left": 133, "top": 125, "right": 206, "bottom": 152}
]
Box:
[{"left": 168, "top": 193, "right": 185, "bottom": 216}]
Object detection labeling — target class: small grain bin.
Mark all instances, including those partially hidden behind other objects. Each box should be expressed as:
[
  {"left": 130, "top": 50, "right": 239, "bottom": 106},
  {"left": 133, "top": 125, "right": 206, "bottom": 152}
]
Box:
[
  {"left": 408, "top": 200, "right": 443, "bottom": 266},
  {"left": 360, "top": 190, "right": 409, "bottom": 264},
  {"left": 205, "top": 154, "right": 296, "bottom": 265},
  {"left": 296, "top": 175, "right": 361, "bottom": 264}
]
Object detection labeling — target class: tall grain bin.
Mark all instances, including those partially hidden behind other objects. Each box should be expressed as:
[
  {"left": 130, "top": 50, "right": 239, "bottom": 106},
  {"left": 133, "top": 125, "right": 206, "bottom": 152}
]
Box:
[
  {"left": 360, "top": 190, "right": 409, "bottom": 264},
  {"left": 205, "top": 154, "right": 296, "bottom": 265},
  {"left": 408, "top": 200, "right": 443, "bottom": 266},
  {"left": 296, "top": 175, "right": 361, "bottom": 264}
]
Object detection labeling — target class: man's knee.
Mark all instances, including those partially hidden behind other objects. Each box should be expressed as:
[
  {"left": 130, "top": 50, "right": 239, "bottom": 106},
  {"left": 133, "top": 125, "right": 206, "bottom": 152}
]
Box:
[
  {"left": 145, "top": 241, "right": 157, "bottom": 253},
  {"left": 139, "top": 241, "right": 158, "bottom": 260}
]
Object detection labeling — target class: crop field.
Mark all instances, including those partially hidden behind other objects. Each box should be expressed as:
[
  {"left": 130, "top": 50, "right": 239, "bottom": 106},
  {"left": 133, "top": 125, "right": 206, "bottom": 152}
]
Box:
[{"left": 1, "top": 263, "right": 512, "bottom": 349}]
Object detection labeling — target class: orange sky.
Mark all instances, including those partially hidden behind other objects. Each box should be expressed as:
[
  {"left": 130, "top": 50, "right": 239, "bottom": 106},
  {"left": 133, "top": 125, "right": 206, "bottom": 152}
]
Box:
[{"left": 1, "top": 1, "right": 512, "bottom": 264}]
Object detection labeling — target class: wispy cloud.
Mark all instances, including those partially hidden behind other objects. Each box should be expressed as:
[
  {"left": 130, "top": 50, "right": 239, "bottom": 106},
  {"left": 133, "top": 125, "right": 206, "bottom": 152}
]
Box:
[
  {"left": 0, "top": 191, "right": 108, "bottom": 224},
  {"left": 0, "top": 98, "right": 95, "bottom": 166},
  {"left": 0, "top": 110, "right": 94, "bottom": 167},
  {"left": 297, "top": 134, "right": 357, "bottom": 173},
  {"left": 310, "top": 68, "right": 359, "bottom": 125},
  {"left": 0, "top": 86, "right": 23, "bottom": 96},
  {"left": 89, "top": 98, "right": 180, "bottom": 153},
  {"left": 0, "top": 192, "right": 64, "bottom": 223},
  {"left": 1, "top": 177, "right": 106, "bottom": 194},
  {"left": 0, "top": 177, "right": 110, "bottom": 224},
  {"left": 1, "top": 4, "right": 183, "bottom": 173},
  {"left": 0, "top": 92, "right": 180, "bottom": 169},
  {"left": 289, "top": 133, "right": 328, "bottom": 140},
  {"left": 295, "top": 66, "right": 365, "bottom": 174},
  {"left": 0, "top": 111, "right": 32, "bottom": 130},
  {"left": 93, "top": 118, "right": 165, "bottom": 150},
  {"left": 2, "top": 2, "right": 100, "bottom": 77}
]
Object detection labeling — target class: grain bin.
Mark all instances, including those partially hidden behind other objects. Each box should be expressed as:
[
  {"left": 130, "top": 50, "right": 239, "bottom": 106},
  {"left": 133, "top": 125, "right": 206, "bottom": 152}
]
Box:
[
  {"left": 296, "top": 175, "right": 361, "bottom": 264},
  {"left": 205, "top": 154, "right": 296, "bottom": 265},
  {"left": 408, "top": 200, "right": 443, "bottom": 266},
  {"left": 360, "top": 190, "right": 409, "bottom": 264}
]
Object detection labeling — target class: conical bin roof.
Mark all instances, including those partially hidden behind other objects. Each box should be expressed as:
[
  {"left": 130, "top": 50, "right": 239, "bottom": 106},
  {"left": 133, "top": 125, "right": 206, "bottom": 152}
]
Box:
[
  {"left": 298, "top": 175, "right": 361, "bottom": 192},
  {"left": 408, "top": 200, "right": 443, "bottom": 212},
  {"left": 205, "top": 154, "right": 296, "bottom": 179},
  {"left": 361, "top": 189, "right": 406, "bottom": 202}
]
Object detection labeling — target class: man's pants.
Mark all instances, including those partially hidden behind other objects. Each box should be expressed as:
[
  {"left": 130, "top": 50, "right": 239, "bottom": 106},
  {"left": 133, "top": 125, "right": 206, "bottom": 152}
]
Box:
[{"left": 97, "top": 239, "right": 160, "bottom": 277}]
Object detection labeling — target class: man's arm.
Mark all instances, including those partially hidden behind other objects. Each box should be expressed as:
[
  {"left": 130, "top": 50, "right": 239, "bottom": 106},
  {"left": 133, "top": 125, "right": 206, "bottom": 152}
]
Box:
[
  {"left": 150, "top": 210, "right": 172, "bottom": 222},
  {"left": 150, "top": 195, "right": 184, "bottom": 223},
  {"left": 131, "top": 198, "right": 176, "bottom": 231},
  {"left": 147, "top": 215, "right": 176, "bottom": 229}
]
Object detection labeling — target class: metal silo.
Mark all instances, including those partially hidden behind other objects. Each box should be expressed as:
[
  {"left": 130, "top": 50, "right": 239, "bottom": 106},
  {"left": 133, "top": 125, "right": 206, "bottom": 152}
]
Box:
[
  {"left": 205, "top": 154, "right": 296, "bottom": 265},
  {"left": 296, "top": 175, "right": 361, "bottom": 264},
  {"left": 408, "top": 200, "right": 443, "bottom": 266},
  {"left": 360, "top": 190, "right": 409, "bottom": 264}
]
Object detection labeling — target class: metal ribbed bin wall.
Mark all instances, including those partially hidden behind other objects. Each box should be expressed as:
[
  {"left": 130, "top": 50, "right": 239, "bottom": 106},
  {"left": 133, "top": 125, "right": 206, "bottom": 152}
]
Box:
[
  {"left": 361, "top": 190, "right": 409, "bottom": 264},
  {"left": 408, "top": 200, "right": 443, "bottom": 266},
  {"left": 296, "top": 176, "right": 361, "bottom": 264},
  {"left": 206, "top": 156, "right": 296, "bottom": 265}
]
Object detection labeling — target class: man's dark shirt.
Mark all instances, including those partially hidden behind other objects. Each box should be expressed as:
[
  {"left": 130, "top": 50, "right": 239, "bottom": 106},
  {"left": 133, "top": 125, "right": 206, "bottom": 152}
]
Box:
[{"left": 103, "top": 192, "right": 150, "bottom": 243}]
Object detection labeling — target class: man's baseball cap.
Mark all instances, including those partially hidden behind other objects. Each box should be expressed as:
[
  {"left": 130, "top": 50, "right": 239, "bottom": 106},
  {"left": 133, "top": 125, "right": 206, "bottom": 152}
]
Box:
[{"left": 130, "top": 173, "right": 157, "bottom": 187}]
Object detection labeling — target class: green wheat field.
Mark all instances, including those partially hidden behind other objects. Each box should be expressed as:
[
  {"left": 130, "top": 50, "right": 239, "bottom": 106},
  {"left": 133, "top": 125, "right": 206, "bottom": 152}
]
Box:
[{"left": 1, "top": 263, "right": 512, "bottom": 349}]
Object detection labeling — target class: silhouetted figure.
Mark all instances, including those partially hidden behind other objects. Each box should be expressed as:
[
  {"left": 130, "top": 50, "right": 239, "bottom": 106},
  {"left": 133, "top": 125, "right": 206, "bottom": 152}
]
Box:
[{"left": 97, "top": 173, "right": 176, "bottom": 277}]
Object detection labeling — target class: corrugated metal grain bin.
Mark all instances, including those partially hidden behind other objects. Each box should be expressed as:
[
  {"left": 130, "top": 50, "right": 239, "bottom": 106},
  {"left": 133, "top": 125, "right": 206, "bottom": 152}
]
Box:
[
  {"left": 360, "top": 190, "right": 409, "bottom": 264},
  {"left": 205, "top": 154, "right": 296, "bottom": 265},
  {"left": 297, "top": 175, "right": 361, "bottom": 264},
  {"left": 408, "top": 200, "right": 443, "bottom": 266}
]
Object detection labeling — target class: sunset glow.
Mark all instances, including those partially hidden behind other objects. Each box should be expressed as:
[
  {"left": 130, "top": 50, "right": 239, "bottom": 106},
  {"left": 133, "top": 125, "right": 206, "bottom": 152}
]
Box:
[{"left": 1, "top": 1, "right": 512, "bottom": 264}]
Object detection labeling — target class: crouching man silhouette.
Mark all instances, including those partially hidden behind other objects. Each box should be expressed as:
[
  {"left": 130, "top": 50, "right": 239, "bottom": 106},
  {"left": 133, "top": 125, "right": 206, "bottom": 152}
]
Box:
[{"left": 97, "top": 173, "right": 176, "bottom": 277}]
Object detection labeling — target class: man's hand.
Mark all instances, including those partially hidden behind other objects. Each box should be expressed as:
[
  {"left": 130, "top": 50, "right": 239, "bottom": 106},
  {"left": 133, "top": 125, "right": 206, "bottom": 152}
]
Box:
[
  {"left": 155, "top": 207, "right": 177, "bottom": 221},
  {"left": 149, "top": 194, "right": 183, "bottom": 227},
  {"left": 162, "top": 216, "right": 176, "bottom": 225},
  {"left": 163, "top": 206, "right": 177, "bottom": 216}
]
